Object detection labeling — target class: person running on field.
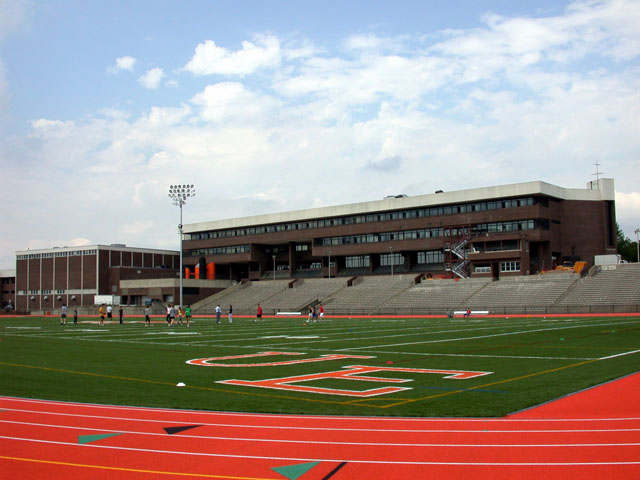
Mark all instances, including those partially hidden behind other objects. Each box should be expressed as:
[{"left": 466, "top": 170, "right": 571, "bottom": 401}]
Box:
[
  {"left": 144, "top": 305, "right": 151, "bottom": 326},
  {"left": 99, "top": 304, "right": 105, "bottom": 326},
  {"left": 228, "top": 305, "right": 233, "bottom": 324},
  {"left": 255, "top": 304, "right": 262, "bottom": 323}
]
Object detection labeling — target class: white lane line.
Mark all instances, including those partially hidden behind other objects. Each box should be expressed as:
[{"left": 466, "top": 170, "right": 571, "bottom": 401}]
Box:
[
  {"left": 2, "top": 420, "right": 640, "bottom": 447},
  {"left": 2, "top": 410, "right": 640, "bottom": 433},
  {"left": 1, "top": 436, "right": 639, "bottom": 466},
  {"left": 600, "top": 349, "right": 640, "bottom": 360}
]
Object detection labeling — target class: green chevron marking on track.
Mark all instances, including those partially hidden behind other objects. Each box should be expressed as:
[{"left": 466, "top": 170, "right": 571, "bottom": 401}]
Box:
[
  {"left": 272, "top": 461, "right": 320, "bottom": 479},
  {"left": 78, "top": 433, "right": 123, "bottom": 444}
]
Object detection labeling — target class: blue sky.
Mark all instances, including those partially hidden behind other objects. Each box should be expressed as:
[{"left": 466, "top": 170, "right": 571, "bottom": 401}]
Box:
[{"left": 0, "top": 0, "right": 639, "bottom": 268}]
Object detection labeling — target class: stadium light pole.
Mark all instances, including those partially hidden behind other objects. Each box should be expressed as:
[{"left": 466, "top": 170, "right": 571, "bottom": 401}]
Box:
[
  {"left": 635, "top": 228, "right": 640, "bottom": 263},
  {"left": 168, "top": 184, "right": 196, "bottom": 309}
]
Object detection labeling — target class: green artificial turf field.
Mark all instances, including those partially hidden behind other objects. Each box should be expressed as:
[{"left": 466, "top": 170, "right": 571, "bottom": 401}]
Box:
[{"left": 0, "top": 314, "right": 638, "bottom": 417}]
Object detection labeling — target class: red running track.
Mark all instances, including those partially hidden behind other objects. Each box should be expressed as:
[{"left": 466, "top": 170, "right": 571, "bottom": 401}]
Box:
[{"left": 1, "top": 372, "right": 639, "bottom": 479}]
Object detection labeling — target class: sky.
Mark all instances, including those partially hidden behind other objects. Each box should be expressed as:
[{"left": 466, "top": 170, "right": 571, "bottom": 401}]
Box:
[{"left": 0, "top": 0, "right": 639, "bottom": 269}]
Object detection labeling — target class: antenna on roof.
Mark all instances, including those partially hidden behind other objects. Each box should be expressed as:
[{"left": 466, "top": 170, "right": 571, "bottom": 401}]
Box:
[
  {"left": 592, "top": 161, "right": 603, "bottom": 182},
  {"left": 590, "top": 161, "right": 603, "bottom": 189}
]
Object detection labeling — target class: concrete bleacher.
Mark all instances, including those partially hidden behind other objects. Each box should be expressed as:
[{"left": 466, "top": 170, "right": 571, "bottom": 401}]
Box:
[
  {"left": 192, "top": 280, "right": 290, "bottom": 314},
  {"left": 555, "top": 263, "right": 640, "bottom": 309},
  {"left": 380, "top": 277, "right": 490, "bottom": 315},
  {"left": 465, "top": 273, "right": 579, "bottom": 313},
  {"left": 323, "top": 275, "right": 416, "bottom": 315},
  {"left": 258, "top": 277, "right": 348, "bottom": 312},
  {"left": 187, "top": 265, "right": 639, "bottom": 316}
]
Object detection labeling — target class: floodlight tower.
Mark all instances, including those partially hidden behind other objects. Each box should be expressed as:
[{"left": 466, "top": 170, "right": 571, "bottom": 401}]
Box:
[{"left": 168, "top": 184, "right": 196, "bottom": 308}]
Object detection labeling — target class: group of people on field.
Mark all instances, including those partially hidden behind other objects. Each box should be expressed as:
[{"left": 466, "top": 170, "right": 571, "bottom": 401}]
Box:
[
  {"left": 306, "top": 304, "right": 324, "bottom": 323},
  {"left": 65, "top": 302, "right": 327, "bottom": 326},
  {"left": 253, "top": 303, "right": 325, "bottom": 323},
  {"left": 215, "top": 304, "right": 233, "bottom": 324},
  {"left": 165, "top": 304, "right": 192, "bottom": 327},
  {"left": 96, "top": 304, "right": 126, "bottom": 326}
]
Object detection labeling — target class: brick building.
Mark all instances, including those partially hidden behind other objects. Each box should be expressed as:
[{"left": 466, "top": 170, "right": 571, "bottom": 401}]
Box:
[
  {"left": 15, "top": 244, "right": 180, "bottom": 312},
  {"left": 1, "top": 269, "right": 16, "bottom": 311},
  {"left": 182, "top": 179, "right": 617, "bottom": 281}
]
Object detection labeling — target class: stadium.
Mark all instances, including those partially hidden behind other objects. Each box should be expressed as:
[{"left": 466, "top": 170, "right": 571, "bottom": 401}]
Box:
[{"left": 2, "top": 178, "right": 639, "bottom": 479}]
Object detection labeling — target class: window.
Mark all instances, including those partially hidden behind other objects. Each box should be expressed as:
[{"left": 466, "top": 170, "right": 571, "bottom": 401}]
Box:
[
  {"left": 380, "top": 253, "right": 404, "bottom": 266},
  {"left": 417, "top": 250, "right": 444, "bottom": 264},
  {"left": 345, "top": 255, "right": 370, "bottom": 268},
  {"left": 501, "top": 261, "right": 521, "bottom": 272},
  {"left": 474, "top": 265, "right": 491, "bottom": 273}
]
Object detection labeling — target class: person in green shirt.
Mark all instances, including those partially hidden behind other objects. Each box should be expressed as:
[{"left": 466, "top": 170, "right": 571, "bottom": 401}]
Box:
[{"left": 185, "top": 305, "right": 192, "bottom": 327}]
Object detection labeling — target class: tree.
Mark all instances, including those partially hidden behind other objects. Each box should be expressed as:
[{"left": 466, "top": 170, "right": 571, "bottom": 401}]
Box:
[{"left": 616, "top": 223, "right": 638, "bottom": 262}]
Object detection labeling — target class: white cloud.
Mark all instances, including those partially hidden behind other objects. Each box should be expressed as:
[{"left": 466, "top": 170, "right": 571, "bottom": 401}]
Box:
[
  {"left": 191, "top": 82, "right": 278, "bottom": 123},
  {"left": 616, "top": 191, "right": 640, "bottom": 238},
  {"left": 2, "top": 0, "right": 640, "bottom": 269},
  {"left": 31, "top": 118, "right": 75, "bottom": 134},
  {"left": 184, "top": 34, "right": 281, "bottom": 75},
  {"left": 108, "top": 55, "right": 136, "bottom": 73},
  {"left": 138, "top": 67, "right": 166, "bottom": 89}
]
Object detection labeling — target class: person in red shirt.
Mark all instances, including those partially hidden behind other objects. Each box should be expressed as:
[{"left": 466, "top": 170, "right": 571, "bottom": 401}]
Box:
[
  {"left": 255, "top": 304, "right": 263, "bottom": 323},
  {"left": 318, "top": 304, "right": 325, "bottom": 321}
]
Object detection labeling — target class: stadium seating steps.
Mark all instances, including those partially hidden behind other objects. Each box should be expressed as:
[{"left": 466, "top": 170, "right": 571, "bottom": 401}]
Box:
[{"left": 188, "top": 264, "right": 640, "bottom": 316}]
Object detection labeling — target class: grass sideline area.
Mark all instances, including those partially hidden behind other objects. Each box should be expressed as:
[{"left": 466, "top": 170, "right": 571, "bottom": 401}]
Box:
[{"left": 1, "top": 314, "right": 639, "bottom": 417}]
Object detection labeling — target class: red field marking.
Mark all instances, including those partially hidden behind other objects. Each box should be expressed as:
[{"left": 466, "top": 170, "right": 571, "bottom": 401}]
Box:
[{"left": 1, "top": 373, "right": 639, "bottom": 480}]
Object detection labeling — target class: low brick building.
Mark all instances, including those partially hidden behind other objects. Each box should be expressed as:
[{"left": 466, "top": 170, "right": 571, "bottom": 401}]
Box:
[{"left": 15, "top": 244, "right": 180, "bottom": 312}]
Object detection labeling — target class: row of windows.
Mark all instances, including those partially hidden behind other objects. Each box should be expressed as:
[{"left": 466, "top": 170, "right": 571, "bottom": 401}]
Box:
[
  {"left": 417, "top": 250, "right": 444, "bottom": 264},
  {"left": 17, "top": 250, "right": 98, "bottom": 260},
  {"left": 474, "top": 261, "right": 522, "bottom": 273},
  {"left": 316, "top": 220, "right": 538, "bottom": 247},
  {"left": 186, "top": 219, "right": 536, "bottom": 258},
  {"left": 345, "top": 255, "right": 370, "bottom": 268},
  {"left": 501, "top": 261, "right": 521, "bottom": 272},
  {"left": 187, "top": 197, "right": 539, "bottom": 241},
  {"left": 189, "top": 245, "right": 250, "bottom": 257},
  {"left": 296, "top": 262, "right": 323, "bottom": 270},
  {"left": 380, "top": 253, "right": 405, "bottom": 266},
  {"left": 472, "top": 220, "right": 538, "bottom": 234}
]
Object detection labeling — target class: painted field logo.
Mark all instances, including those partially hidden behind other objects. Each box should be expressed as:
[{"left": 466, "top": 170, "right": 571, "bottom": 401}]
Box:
[
  {"left": 186, "top": 352, "right": 374, "bottom": 367},
  {"left": 188, "top": 352, "right": 492, "bottom": 398}
]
